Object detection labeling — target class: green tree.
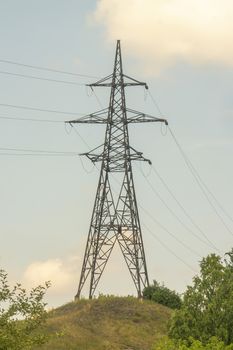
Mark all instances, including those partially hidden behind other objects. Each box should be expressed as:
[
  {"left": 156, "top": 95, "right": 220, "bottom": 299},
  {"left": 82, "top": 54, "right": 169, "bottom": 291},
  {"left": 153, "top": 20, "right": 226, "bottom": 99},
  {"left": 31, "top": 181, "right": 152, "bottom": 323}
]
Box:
[
  {"left": 143, "top": 280, "right": 182, "bottom": 309},
  {"left": 0, "top": 269, "right": 50, "bottom": 350},
  {"left": 169, "top": 250, "right": 233, "bottom": 345},
  {"left": 153, "top": 337, "right": 233, "bottom": 350}
]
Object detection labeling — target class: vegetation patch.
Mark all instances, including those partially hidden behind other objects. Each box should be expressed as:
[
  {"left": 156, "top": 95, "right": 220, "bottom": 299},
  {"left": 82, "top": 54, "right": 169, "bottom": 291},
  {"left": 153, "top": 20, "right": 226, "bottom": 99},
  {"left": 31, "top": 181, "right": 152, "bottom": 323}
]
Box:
[{"left": 34, "top": 296, "right": 172, "bottom": 350}]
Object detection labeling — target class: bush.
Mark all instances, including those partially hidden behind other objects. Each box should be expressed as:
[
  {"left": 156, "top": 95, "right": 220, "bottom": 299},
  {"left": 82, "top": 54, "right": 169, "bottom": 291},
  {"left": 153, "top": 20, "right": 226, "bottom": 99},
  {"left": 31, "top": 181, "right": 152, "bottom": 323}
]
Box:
[
  {"left": 0, "top": 269, "right": 50, "bottom": 350},
  {"left": 153, "top": 337, "right": 233, "bottom": 350},
  {"left": 143, "top": 280, "right": 182, "bottom": 309}
]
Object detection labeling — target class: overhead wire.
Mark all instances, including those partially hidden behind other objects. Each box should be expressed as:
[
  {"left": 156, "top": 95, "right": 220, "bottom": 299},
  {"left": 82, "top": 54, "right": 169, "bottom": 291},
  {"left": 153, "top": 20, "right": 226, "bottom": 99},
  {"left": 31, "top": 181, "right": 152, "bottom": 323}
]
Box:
[
  {"left": 168, "top": 126, "right": 233, "bottom": 238},
  {"left": 0, "top": 70, "right": 85, "bottom": 86},
  {"left": 0, "top": 102, "right": 86, "bottom": 116},
  {"left": 0, "top": 58, "right": 100, "bottom": 79},
  {"left": 148, "top": 90, "right": 163, "bottom": 116},
  {"left": 78, "top": 154, "right": 95, "bottom": 174},
  {"left": 0, "top": 153, "right": 77, "bottom": 157},
  {"left": 196, "top": 177, "right": 233, "bottom": 225},
  {"left": 140, "top": 166, "right": 219, "bottom": 251},
  {"left": 110, "top": 172, "right": 201, "bottom": 267},
  {"left": 0, "top": 113, "right": 64, "bottom": 123},
  {"left": 138, "top": 202, "right": 202, "bottom": 258},
  {"left": 71, "top": 124, "right": 92, "bottom": 150},
  {"left": 151, "top": 164, "right": 220, "bottom": 253},
  {"left": 141, "top": 220, "right": 198, "bottom": 273},
  {"left": 85, "top": 85, "right": 105, "bottom": 109},
  {"left": 0, "top": 61, "right": 96, "bottom": 160},
  {"left": 147, "top": 88, "right": 224, "bottom": 251},
  {"left": 0, "top": 146, "right": 79, "bottom": 155},
  {"left": 64, "top": 110, "right": 99, "bottom": 172}
]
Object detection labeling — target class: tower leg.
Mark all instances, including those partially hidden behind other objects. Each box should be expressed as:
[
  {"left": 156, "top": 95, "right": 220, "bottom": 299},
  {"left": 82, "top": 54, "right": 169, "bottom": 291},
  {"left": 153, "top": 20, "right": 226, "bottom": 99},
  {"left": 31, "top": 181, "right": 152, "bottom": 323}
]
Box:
[
  {"left": 75, "top": 175, "right": 118, "bottom": 299},
  {"left": 116, "top": 173, "right": 149, "bottom": 297}
]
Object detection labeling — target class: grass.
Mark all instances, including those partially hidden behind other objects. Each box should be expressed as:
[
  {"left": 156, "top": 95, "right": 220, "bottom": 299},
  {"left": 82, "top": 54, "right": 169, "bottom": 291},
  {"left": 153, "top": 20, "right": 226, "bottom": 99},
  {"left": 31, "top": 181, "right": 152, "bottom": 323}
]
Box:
[{"left": 34, "top": 295, "right": 172, "bottom": 350}]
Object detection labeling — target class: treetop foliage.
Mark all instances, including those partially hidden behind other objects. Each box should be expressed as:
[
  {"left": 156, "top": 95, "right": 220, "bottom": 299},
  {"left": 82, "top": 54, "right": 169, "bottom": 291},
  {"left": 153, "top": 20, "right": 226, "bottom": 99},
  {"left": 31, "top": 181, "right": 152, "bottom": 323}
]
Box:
[{"left": 169, "top": 250, "right": 233, "bottom": 345}]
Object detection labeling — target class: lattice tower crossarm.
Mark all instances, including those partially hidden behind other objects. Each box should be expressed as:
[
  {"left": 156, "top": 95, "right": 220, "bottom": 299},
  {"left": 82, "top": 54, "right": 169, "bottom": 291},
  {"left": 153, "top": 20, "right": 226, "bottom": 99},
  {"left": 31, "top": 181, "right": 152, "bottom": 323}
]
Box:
[{"left": 67, "top": 40, "right": 168, "bottom": 299}]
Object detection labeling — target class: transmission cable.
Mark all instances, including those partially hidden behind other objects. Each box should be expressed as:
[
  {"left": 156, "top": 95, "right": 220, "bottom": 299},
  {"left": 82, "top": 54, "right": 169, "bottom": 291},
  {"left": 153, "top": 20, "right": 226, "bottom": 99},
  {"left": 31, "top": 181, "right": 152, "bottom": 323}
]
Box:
[
  {"left": 138, "top": 203, "right": 202, "bottom": 258},
  {"left": 148, "top": 90, "right": 163, "bottom": 116},
  {"left": 147, "top": 89, "right": 224, "bottom": 250},
  {"left": 0, "top": 113, "right": 64, "bottom": 123},
  {"left": 151, "top": 165, "right": 220, "bottom": 253},
  {"left": 0, "top": 103, "right": 86, "bottom": 116},
  {"left": 0, "top": 70, "right": 85, "bottom": 86},
  {"left": 0, "top": 153, "right": 78, "bottom": 157},
  {"left": 0, "top": 146, "right": 79, "bottom": 155},
  {"left": 195, "top": 174, "right": 233, "bottom": 225},
  {"left": 109, "top": 173, "right": 199, "bottom": 271},
  {"left": 0, "top": 58, "right": 99, "bottom": 79},
  {"left": 147, "top": 88, "right": 233, "bottom": 238},
  {"left": 92, "top": 89, "right": 104, "bottom": 109},
  {"left": 141, "top": 220, "right": 198, "bottom": 273},
  {"left": 71, "top": 124, "right": 92, "bottom": 150},
  {"left": 168, "top": 126, "right": 233, "bottom": 238},
  {"left": 140, "top": 167, "right": 220, "bottom": 252},
  {"left": 110, "top": 172, "right": 202, "bottom": 259}
]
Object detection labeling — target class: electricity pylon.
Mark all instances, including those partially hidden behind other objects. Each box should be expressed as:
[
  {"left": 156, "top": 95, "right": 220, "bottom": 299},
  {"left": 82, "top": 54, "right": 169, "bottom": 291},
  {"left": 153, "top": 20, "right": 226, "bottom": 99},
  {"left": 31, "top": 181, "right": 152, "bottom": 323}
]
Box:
[{"left": 67, "top": 40, "right": 168, "bottom": 299}]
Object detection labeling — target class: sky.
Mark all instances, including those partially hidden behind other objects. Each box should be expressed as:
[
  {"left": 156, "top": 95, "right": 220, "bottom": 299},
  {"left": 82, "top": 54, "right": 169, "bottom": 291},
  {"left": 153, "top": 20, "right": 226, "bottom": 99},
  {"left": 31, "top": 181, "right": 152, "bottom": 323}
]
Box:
[{"left": 0, "top": 0, "right": 233, "bottom": 308}]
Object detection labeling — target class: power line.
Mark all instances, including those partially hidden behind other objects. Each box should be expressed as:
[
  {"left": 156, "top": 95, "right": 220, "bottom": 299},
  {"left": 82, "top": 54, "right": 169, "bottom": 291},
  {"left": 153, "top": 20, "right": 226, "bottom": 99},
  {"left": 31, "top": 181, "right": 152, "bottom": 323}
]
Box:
[
  {"left": 195, "top": 172, "right": 233, "bottom": 225},
  {"left": 0, "top": 58, "right": 100, "bottom": 79},
  {"left": 0, "top": 70, "right": 85, "bottom": 86},
  {"left": 169, "top": 126, "right": 233, "bottom": 225},
  {"left": 140, "top": 169, "right": 218, "bottom": 251},
  {"left": 146, "top": 89, "right": 223, "bottom": 251},
  {"left": 91, "top": 87, "right": 104, "bottom": 109},
  {"left": 141, "top": 220, "right": 198, "bottom": 273},
  {"left": 111, "top": 171, "right": 202, "bottom": 258},
  {"left": 0, "top": 113, "right": 64, "bottom": 123},
  {"left": 72, "top": 124, "right": 92, "bottom": 150},
  {"left": 0, "top": 153, "right": 77, "bottom": 157},
  {"left": 0, "top": 103, "right": 86, "bottom": 116},
  {"left": 138, "top": 203, "right": 202, "bottom": 258},
  {"left": 151, "top": 166, "right": 221, "bottom": 253},
  {"left": 111, "top": 171, "right": 198, "bottom": 275},
  {"left": 0, "top": 146, "right": 79, "bottom": 155},
  {"left": 148, "top": 90, "right": 163, "bottom": 116},
  {"left": 168, "top": 126, "right": 233, "bottom": 239}
]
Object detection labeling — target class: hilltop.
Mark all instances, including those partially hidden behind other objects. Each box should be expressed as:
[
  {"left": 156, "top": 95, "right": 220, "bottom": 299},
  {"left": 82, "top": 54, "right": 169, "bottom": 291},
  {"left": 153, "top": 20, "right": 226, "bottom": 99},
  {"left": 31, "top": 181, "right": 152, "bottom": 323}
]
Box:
[{"left": 35, "top": 296, "right": 172, "bottom": 350}]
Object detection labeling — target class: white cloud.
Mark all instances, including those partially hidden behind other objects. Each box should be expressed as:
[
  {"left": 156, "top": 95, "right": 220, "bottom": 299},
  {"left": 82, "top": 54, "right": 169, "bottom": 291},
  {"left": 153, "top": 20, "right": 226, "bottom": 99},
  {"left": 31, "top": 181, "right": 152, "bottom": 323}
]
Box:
[
  {"left": 23, "top": 256, "right": 81, "bottom": 295},
  {"left": 21, "top": 251, "right": 136, "bottom": 304},
  {"left": 92, "top": 0, "right": 233, "bottom": 74}
]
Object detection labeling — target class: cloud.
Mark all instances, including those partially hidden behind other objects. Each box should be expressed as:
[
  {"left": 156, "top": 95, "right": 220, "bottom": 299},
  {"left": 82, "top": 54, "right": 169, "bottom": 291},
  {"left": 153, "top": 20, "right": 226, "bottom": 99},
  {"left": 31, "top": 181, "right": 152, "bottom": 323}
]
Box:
[
  {"left": 92, "top": 0, "right": 233, "bottom": 74},
  {"left": 21, "top": 251, "right": 136, "bottom": 303},
  {"left": 23, "top": 256, "right": 81, "bottom": 295}
]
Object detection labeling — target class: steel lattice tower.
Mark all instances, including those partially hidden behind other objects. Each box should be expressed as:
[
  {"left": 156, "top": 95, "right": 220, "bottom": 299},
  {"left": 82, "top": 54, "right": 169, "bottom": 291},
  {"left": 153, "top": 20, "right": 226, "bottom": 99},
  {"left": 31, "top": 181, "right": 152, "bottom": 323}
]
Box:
[{"left": 67, "top": 40, "right": 168, "bottom": 299}]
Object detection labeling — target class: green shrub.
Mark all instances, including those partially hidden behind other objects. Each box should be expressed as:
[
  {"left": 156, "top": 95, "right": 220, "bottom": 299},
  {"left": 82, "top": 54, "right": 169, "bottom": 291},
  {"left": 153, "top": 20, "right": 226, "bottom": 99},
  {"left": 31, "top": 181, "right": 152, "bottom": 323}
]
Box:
[
  {"left": 153, "top": 337, "right": 233, "bottom": 350},
  {"left": 143, "top": 280, "right": 182, "bottom": 310},
  {"left": 0, "top": 269, "right": 51, "bottom": 350}
]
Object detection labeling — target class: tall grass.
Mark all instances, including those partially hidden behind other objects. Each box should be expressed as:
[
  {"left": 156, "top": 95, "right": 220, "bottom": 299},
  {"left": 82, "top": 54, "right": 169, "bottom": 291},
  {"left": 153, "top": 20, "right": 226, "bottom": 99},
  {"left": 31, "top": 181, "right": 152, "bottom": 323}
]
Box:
[{"left": 34, "top": 296, "right": 172, "bottom": 350}]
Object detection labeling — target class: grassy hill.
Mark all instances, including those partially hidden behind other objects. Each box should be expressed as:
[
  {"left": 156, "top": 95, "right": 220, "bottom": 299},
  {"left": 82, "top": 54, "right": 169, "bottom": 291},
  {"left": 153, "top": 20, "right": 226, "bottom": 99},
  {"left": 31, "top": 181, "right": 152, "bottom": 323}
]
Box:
[{"left": 35, "top": 296, "right": 172, "bottom": 350}]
